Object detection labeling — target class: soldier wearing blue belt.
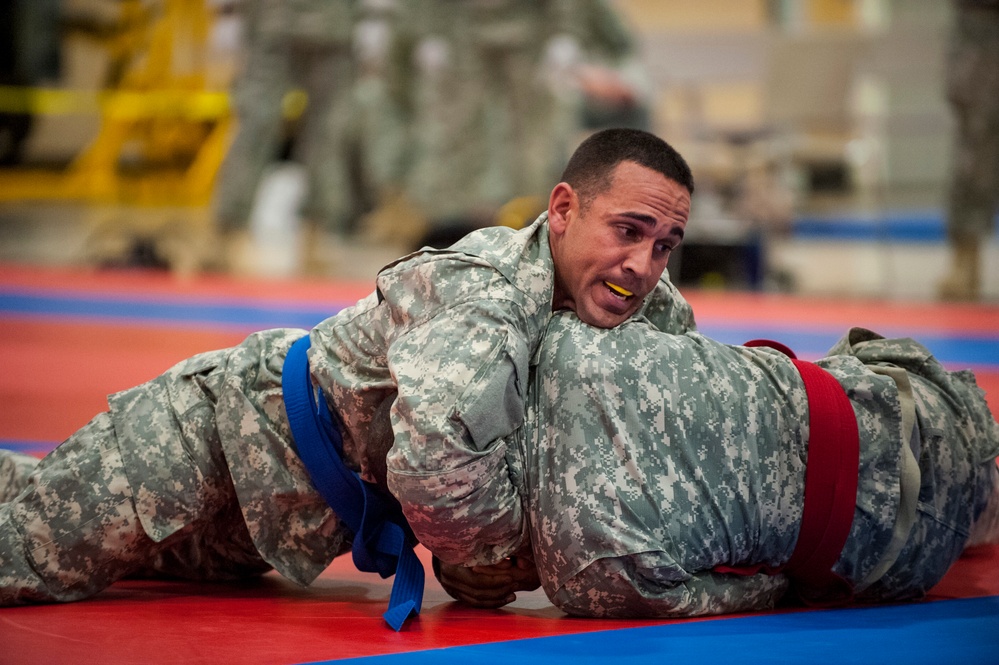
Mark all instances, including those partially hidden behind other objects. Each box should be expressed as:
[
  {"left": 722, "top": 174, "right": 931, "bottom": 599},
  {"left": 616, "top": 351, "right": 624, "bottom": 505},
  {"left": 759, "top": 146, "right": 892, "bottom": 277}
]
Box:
[{"left": 0, "top": 129, "right": 695, "bottom": 629}]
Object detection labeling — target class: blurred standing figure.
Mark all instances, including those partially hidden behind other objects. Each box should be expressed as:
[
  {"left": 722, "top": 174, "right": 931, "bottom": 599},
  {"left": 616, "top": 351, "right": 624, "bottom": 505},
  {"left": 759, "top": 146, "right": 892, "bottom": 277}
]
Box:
[
  {"left": 405, "top": 0, "right": 580, "bottom": 238},
  {"left": 938, "top": 0, "right": 999, "bottom": 301},
  {"left": 0, "top": 0, "right": 61, "bottom": 165},
  {"left": 213, "top": 0, "right": 357, "bottom": 273},
  {"left": 351, "top": 0, "right": 411, "bottom": 214},
  {"left": 573, "top": 0, "right": 653, "bottom": 134}
]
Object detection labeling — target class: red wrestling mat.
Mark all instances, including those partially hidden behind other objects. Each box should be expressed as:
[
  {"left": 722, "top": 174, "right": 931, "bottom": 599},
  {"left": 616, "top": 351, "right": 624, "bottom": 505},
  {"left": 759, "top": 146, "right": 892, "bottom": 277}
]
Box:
[
  {"left": 0, "top": 543, "right": 995, "bottom": 665},
  {"left": 0, "top": 548, "right": 662, "bottom": 665},
  {"left": 1, "top": 263, "right": 998, "bottom": 665},
  {"left": 0, "top": 263, "right": 374, "bottom": 304}
]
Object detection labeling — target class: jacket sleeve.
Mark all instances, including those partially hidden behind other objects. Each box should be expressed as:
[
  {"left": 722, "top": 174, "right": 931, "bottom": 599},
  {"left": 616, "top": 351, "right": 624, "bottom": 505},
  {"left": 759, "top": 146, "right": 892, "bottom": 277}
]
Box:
[{"left": 384, "top": 298, "right": 531, "bottom": 567}]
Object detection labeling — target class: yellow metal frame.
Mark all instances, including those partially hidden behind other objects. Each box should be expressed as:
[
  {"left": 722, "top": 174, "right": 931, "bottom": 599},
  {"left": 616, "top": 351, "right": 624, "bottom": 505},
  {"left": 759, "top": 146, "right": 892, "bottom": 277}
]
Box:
[{"left": 0, "top": 0, "right": 232, "bottom": 207}]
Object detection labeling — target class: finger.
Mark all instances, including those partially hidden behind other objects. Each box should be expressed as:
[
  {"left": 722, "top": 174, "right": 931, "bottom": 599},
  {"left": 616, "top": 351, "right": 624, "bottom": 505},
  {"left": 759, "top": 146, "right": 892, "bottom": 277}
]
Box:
[
  {"left": 440, "top": 578, "right": 516, "bottom": 606},
  {"left": 451, "top": 589, "right": 517, "bottom": 609},
  {"left": 441, "top": 569, "right": 513, "bottom": 590},
  {"left": 508, "top": 575, "right": 540, "bottom": 592},
  {"left": 438, "top": 574, "right": 513, "bottom": 598},
  {"left": 505, "top": 561, "right": 541, "bottom": 591},
  {"left": 438, "top": 561, "right": 512, "bottom": 585}
]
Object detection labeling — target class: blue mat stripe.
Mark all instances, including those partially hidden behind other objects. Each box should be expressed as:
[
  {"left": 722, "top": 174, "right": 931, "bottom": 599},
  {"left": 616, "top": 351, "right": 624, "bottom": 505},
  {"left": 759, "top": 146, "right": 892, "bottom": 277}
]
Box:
[
  {"left": 699, "top": 324, "right": 999, "bottom": 367},
  {"left": 0, "top": 290, "right": 339, "bottom": 330},
  {"left": 313, "top": 596, "right": 999, "bottom": 665},
  {"left": 2, "top": 291, "right": 996, "bottom": 367},
  {"left": 792, "top": 210, "right": 999, "bottom": 243},
  {"left": 0, "top": 439, "right": 51, "bottom": 454}
]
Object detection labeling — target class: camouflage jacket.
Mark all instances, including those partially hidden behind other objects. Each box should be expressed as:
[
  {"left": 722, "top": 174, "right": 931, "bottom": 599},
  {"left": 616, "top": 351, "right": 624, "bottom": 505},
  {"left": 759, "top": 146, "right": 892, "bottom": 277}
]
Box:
[
  {"left": 314, "top": 214, "right": 694, "bottom": 567},
  {"left": 524, "top": 315, "right": 999, "bottom": 617},
  {"left": 111, "top": 214, "right": 695, "bottom": 587}
]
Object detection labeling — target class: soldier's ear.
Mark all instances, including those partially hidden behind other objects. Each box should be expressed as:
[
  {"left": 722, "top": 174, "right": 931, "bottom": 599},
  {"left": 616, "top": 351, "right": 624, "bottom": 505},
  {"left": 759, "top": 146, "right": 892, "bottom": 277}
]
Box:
[{"left": 548, "top": 182, "right": 575, "bottom": 235}]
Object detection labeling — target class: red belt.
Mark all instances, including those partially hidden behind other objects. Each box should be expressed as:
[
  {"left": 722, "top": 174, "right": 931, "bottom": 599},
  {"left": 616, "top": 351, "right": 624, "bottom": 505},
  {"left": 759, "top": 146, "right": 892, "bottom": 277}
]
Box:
[{"left": 714, "top": 340, "right": 860, "bottom": 603}]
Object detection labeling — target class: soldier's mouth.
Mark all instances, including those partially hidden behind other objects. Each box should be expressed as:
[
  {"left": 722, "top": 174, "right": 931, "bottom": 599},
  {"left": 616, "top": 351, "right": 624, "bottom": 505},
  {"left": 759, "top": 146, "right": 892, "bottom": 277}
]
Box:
[{"left": 604, "top": 281, "right": 635, "bottom": 300}]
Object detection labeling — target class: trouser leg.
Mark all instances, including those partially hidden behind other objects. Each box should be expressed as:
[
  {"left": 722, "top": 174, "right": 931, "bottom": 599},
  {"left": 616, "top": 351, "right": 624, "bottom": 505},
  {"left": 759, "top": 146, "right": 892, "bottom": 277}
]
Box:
[
  {"left": 298, "top": 45, "right": 356, "bottom": 236},
  {"left": 1, "top": 412, "right": 269, "bottom": 605},
  {"left": 939, "top": 8, "right": 999, "bottom": 300},
  {"left": 967, "top": 461, "right": 999, "bottom": 548},
  {"left": 134, "top": 477, "right": 271, "bottom": 582},
  {"left": 213, "top": 41, "right": 290, "bottom": 232},
  {"left": 0, "top": 413, "right": 159, "bottom": 604},
  {"left": 856, "top": 368, "right": 999, "bottom": 601}
]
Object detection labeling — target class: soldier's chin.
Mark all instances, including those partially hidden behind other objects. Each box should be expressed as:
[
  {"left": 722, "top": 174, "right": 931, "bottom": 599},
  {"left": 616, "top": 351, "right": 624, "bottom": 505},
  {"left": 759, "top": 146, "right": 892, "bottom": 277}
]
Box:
[{"left": 575, "top": 303, "right": 629, "bottom": 329}]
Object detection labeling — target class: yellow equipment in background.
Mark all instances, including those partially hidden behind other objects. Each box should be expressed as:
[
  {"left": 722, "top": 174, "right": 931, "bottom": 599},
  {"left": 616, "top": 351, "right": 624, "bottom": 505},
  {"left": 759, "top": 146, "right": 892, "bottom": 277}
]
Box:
[{"left": 0, "top": 0, "right": 231, "bottom": 207}]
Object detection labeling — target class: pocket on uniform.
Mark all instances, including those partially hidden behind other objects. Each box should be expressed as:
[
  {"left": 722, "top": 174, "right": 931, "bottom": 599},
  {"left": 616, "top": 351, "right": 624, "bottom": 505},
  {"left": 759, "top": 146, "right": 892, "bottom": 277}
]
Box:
[{"left": 449, "top": 330, "right": 526, "bottom": 453}]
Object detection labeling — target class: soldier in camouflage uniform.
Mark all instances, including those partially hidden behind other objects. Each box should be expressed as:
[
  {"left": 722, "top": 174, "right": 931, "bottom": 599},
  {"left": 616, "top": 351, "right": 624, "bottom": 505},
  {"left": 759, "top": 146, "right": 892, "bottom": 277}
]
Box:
[
  {"left": 938, "top": 0, "right": 999, "bottom": 301},
  {"left": 572, "top": 0, "right": 653, "bottom": 134},
  {"left": 500, "top": 313, "right": 999, "bottom": 618},
  {"left": 351, "top": 0, "right": 412, "bottom": 214},
  {"left": 0, "top": 129, "right": 695, "bottom": 606},
  {"left": 404, "top": 0, "right": 583, "bottom": 228},
  {"left": 213, "top": 0, "right": 360, "bottom": 270}
]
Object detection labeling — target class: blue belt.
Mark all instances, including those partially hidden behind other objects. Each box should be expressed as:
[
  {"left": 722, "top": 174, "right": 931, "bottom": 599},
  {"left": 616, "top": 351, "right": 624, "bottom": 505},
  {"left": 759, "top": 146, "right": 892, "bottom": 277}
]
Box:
[{"left": 281, "top": 334, "right": 424, "bottom": 631}]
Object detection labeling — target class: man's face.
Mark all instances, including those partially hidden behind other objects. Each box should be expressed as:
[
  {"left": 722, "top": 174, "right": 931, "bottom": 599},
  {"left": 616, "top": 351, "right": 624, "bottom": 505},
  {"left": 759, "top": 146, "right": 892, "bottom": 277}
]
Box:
[{"left": 548, "top": 161, "right": 689, "bottom": 328}]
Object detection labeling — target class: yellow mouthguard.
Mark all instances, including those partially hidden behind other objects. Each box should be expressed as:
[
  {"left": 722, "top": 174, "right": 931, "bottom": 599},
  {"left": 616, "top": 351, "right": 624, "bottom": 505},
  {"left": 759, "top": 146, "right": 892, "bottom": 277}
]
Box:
[{"left": 604, "top": 281, "right": 634, "bottom": 297}]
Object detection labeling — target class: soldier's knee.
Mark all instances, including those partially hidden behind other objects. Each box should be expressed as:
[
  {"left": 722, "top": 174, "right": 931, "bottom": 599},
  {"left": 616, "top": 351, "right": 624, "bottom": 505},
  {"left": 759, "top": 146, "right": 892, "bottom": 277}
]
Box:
[{"left": 0, "top": 510, "right": 74, "bottom": 606}]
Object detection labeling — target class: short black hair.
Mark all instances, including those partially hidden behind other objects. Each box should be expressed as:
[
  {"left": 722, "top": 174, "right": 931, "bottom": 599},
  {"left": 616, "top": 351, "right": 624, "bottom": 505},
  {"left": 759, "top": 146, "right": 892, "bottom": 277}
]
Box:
[{"left": 559, "top": 128, "right": 694, "bottom": 209}]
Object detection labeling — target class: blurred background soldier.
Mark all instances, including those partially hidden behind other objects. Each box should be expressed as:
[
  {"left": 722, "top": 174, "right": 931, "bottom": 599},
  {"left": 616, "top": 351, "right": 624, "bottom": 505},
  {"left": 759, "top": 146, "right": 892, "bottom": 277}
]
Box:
[
  {"left": 351, "top": 0, "right": 410, "bottom": 220},
  {"left": 938, "top": 0, "right": 999, "bottom": 301},
  {"left": 403, "top": 0, "right": 581, "bottom": 248},
  {"left": 0, "top": 0, "right": 62, "bottom": 166},
  {"left": 212, "top": 0, "right": 358, "bottom": 274},
  {"left": 349, "top": 0, "right": 425, "bottom": 249},
  {"left": 573, "top": 0, "right": 654, "bottom": 135}
]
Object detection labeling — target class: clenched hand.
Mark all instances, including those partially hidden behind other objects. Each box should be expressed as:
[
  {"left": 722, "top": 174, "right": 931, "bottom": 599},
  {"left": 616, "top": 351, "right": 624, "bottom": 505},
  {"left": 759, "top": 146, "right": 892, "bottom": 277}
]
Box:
[{"left": 432, "top": 555, "right": 541, "bottom": 609}]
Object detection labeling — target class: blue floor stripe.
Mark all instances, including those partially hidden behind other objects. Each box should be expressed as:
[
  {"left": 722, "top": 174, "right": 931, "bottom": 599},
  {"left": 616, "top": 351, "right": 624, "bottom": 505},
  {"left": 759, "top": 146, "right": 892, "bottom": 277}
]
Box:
[
  {"left": 700, "top": 324, "right": 999, "bottom": 367},
  {"left": 0, "top": 439, "right": 53, "bottom": 453},
  {"left": 2, "top": 290, "right": 996, "bottom": 367},
  {"left": 0, "top": 290, "right": 342, "bottom": 330},
  {"left": 792, "top": 210, "right": 999, "bottom": 243},
  {"left": 318, "top": 596, "right": 999, "bottom": 665}
]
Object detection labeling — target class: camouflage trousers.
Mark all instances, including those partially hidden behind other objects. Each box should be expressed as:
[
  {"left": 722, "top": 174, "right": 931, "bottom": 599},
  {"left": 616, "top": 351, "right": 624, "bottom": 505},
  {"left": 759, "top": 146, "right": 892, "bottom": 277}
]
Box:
[
  {"left": 213, "top": 39, "right": 358, "bottom": 234},
  {"left": 1, "top": 328, "right": 350, "bottom": 606},
  {"left": 0, "top": 414, "right": 269, "bottom": 606},
  {"left": 829, "top": 329, "right": 999, "bottom": 602}
]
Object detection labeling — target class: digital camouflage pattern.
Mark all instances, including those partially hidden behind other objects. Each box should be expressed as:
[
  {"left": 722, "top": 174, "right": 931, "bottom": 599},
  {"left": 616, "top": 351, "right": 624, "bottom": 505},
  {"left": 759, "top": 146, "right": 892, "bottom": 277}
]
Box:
[
  {"left": 0, "top": 214, "right": 696, "bottom": 604},
  {"left": 321, "top": 213, "right": 693, "bottom": 566},
  {"left": 521, "top": 314, "right": 999, "bottom": 618},
  {"left": 0, "top": 452, "right": 36, "bottom": 503},
  {"left": 0, "top": 332, "right": 326, "bottom": 604}
]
